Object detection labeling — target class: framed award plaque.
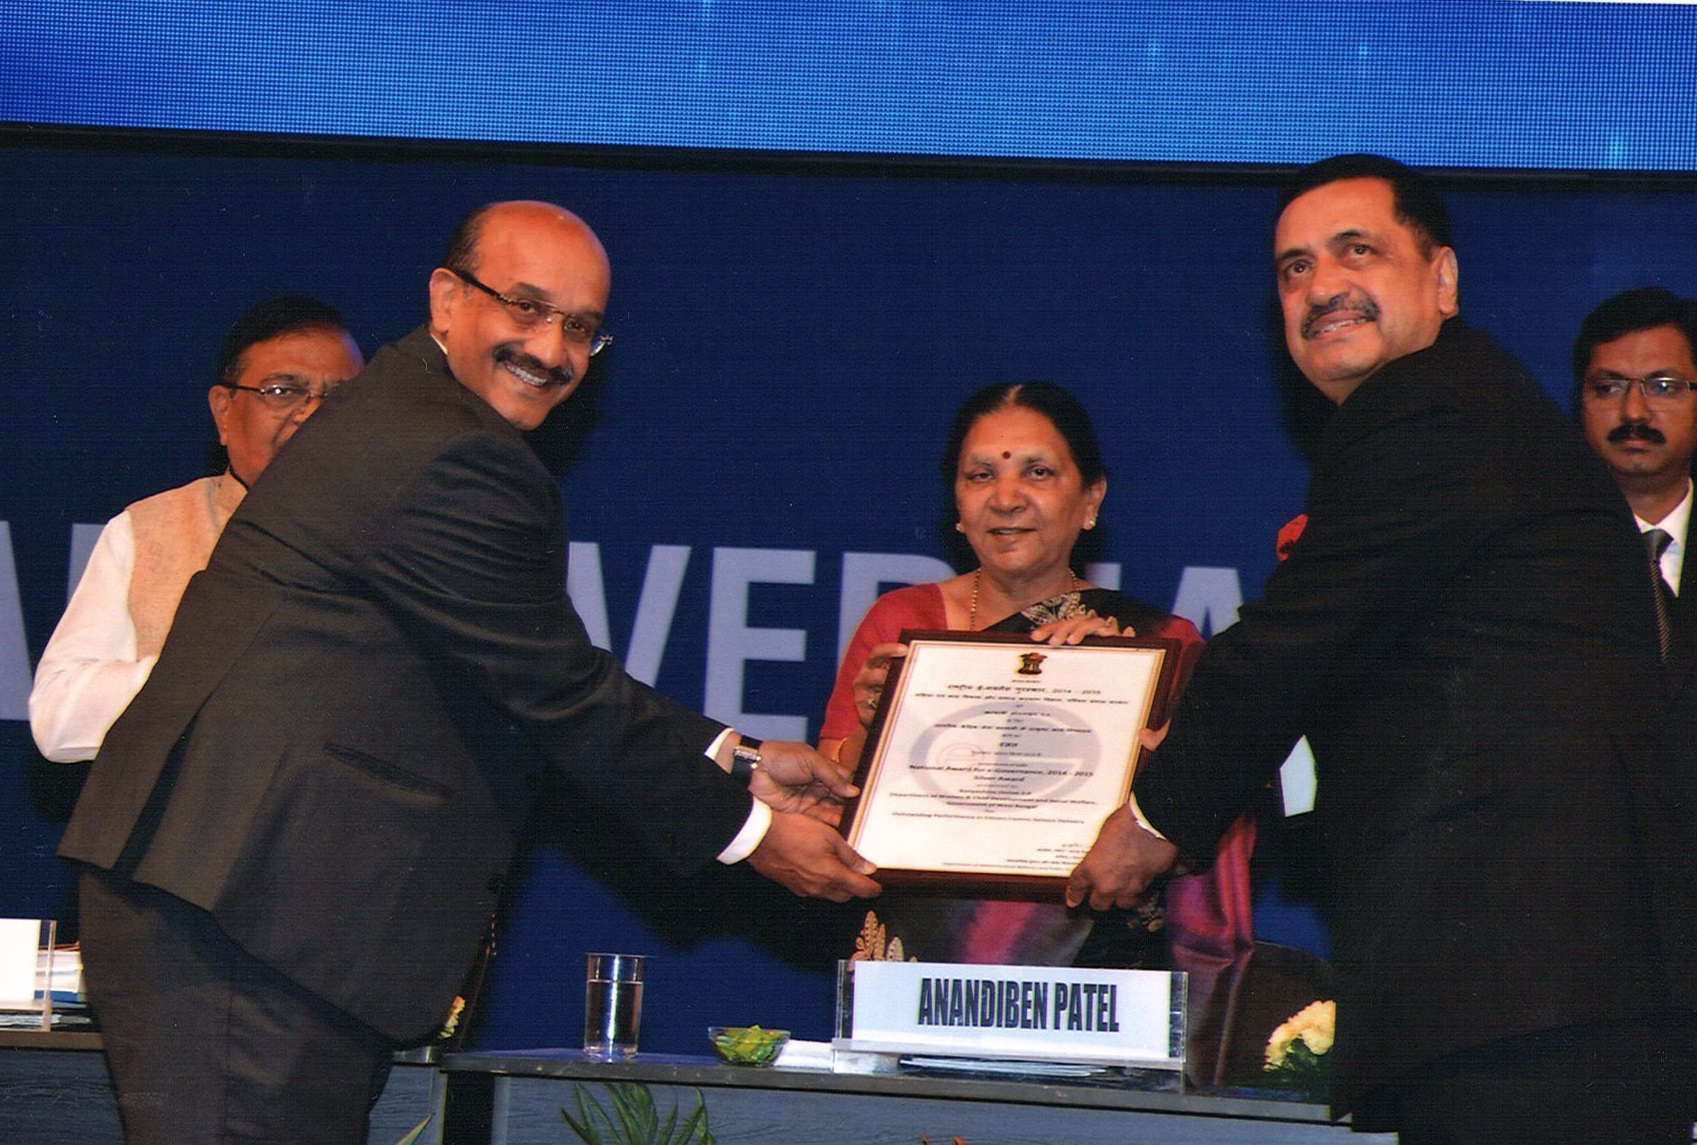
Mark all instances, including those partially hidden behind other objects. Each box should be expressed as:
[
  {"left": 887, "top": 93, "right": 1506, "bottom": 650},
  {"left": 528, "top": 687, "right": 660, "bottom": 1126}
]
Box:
[{"left": 840, "top": 630, "right": 1180, "bottom": 893}]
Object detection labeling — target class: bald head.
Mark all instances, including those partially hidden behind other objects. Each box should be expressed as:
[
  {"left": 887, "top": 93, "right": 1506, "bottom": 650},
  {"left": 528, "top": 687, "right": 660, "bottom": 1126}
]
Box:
[
  {"left": 441, "top": 201, "right": 608, "bottom": 281},
  {"left": 428, "top": 201, "right": 612, "bottom": 430}
]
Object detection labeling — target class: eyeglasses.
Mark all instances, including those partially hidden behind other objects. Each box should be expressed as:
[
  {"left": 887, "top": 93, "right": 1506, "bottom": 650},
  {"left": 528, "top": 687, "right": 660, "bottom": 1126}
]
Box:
[
  {"left": 1582, "top": 374, "right": 1697, "bottom": 404},
  {"left": 221, "top": 382, "right": 338, "bottom": 411},
  {"left": 448, "top": 268, "right": 612, "bottom": 356}
]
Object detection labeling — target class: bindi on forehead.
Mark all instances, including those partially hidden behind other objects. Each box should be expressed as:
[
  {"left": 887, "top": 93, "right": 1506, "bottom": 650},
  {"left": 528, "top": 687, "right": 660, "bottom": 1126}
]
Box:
[{"left": 1003, "top": 451, "right": 1011, "bottom": 459}]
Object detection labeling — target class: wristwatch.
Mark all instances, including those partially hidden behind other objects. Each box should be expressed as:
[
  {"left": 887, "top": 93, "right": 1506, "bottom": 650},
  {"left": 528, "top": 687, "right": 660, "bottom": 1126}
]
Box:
[{"left": 730, "top": 736, "right": 763, "bottom": 785}]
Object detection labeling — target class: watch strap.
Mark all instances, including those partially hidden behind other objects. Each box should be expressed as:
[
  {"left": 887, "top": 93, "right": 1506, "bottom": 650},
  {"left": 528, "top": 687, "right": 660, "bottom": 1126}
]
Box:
[{"left": 730, "top": 736, "right": 763, "bottom": 785}]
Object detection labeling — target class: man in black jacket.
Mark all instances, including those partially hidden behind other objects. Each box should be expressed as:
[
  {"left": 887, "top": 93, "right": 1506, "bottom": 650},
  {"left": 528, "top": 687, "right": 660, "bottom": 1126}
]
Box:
[
  {"left": 1574, "top": 286, "right": 1697, "bottom": 678},
  {"left": 1069, "top": 156, "right": 1697, "bottom": 1141},
  {"left": 60, "top": 201, "right": 880, "bottom": 1145}
]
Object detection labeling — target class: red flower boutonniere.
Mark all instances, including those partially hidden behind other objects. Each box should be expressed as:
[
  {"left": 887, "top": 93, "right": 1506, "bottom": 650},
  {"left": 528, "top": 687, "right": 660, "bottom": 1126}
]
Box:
[{"left": 1276, "top": 513, "right": 1308, "bottom": 562}]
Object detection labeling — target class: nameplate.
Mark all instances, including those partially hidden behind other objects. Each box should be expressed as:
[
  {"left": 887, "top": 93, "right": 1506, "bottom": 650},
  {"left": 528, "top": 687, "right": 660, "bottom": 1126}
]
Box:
[
  {"left": 0, "top": 919, "right": 41, "bottom": 1009},
  {"left": 836, "top": 960, "right": 1184, "bottom": 1069}
]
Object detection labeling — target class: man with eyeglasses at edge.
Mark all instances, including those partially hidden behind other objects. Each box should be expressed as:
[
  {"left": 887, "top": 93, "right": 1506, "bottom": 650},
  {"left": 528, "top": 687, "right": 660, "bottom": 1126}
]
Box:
[
  {"left": 1575, "top": 287, "right": 1697, "bottom": 676},
  {"left": 1574, "top": 294, "right": 1697, "bottom": 1114},
  {"left": 1065, "top": 156, "right": 1697, "bottom": 1142},
  {"left": 57, "top": 200, "right": 881, "bottom": 1145},
  {"left": 31, "top": 295, "right": 364, "bottom": 765}
]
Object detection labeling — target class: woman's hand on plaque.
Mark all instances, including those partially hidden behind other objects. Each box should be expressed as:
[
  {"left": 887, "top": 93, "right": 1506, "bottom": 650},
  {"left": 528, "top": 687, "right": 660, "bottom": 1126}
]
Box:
[
  {"left": 852, "top": 641, "right": 908, "bottom": 728},
  {"left": 1028, "top": 612, "right": 1121, "bottom": 645}
]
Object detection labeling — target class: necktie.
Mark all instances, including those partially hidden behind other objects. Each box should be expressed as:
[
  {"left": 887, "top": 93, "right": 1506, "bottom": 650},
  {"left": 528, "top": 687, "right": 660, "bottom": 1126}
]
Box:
[{"left": 1646, "top": 527, "right": 1674, "bottom": 662}]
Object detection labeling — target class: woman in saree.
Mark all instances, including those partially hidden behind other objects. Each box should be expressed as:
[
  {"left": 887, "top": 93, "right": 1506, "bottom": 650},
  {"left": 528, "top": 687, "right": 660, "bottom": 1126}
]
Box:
[{"left": 820, "top": 381, "right": 1255, "bottom": 972}]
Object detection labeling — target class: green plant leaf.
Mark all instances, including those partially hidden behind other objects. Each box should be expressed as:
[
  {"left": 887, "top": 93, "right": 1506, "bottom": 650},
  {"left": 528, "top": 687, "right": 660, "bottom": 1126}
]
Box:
[
  {"left": 678, "top": 1100, "right": 715, "bottom": 1145},
  {"left": 392, "top": 1114, "right": 433, "bottom": 1145},
  {"left": 559, "top": 1083, "right": 715, "bottom": 1145},
  {"left": 656, "top": 1101, "right": 679, "bottom": 1144},
  {"left": 609, "top": 1082, "right": 657, "bottom": 1141},
  {"left": 562, "top": 1084, "right": 612, "bottom": 1145}
]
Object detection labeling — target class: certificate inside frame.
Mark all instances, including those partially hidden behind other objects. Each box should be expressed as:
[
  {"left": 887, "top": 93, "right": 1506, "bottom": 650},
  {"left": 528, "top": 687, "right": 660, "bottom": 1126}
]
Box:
[{"left": 839, "top": 630, "right": 1180, "bottom": 895}]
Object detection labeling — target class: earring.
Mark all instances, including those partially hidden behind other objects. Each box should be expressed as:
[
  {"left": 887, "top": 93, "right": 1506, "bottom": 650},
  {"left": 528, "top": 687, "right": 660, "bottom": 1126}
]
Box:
[
  {"left": 955, "top": 522, "right": 966, "bottom": 533},
  {"left": 1083, "top": 518, "right": 1096, "bottom": 530}
]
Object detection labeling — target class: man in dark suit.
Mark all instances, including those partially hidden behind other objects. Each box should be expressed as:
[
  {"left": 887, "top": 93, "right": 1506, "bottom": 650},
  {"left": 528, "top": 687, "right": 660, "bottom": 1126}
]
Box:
[
  {"left": 1575, "top": 286, "right": 1697, "bottom": 679},
  {"left": 1573, "top": 292, "right": 1697, "bottom": 1110},
  {"left": 59, "top": 200, "right": 880, "bottom": 1145},
  {"left": 1067, "top": 156, "right": 1697, "bottom": 1141}
]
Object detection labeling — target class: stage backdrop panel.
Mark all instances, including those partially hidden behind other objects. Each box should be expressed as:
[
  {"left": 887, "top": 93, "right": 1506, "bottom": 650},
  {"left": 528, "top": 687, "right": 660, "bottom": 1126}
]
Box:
[{"left": 7, "top": 1, "right": 1696, "bottom": 169}]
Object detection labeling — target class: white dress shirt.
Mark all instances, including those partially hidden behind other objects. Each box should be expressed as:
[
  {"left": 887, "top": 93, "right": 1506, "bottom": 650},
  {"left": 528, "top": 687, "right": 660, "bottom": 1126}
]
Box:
[{"left": 1639, "top": 479, "right": 1693, "bottom": 595}]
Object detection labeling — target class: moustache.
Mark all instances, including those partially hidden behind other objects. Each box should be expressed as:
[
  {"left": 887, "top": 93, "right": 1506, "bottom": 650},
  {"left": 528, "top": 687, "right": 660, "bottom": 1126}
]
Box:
[
  {"left": 1301, "top": 294, "right": 1380, "bottom": 340},
  {"left": 494, "top": 345, "right": 574, "bottom": 388},
  {"left": 1608, "top": 423, "right": 1666, "bottom": 445}
]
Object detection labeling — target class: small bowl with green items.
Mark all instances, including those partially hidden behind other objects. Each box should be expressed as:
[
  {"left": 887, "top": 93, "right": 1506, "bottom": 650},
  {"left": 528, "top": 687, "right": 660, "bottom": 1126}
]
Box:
[{"left": 708, "top": 1025, "right": 790, "bottom": 1066}]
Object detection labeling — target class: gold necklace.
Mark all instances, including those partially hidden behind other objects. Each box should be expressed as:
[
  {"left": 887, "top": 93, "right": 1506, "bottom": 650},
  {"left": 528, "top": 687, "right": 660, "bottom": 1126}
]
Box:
[{"left": 968, "top": 567, "right": 1078, "bottom": 630}]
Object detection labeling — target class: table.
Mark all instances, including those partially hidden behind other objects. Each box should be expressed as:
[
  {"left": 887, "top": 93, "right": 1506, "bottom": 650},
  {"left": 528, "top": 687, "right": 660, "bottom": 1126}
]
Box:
[{"left": 437, "top": 1049, "right": 1389, "bottom": 1145}]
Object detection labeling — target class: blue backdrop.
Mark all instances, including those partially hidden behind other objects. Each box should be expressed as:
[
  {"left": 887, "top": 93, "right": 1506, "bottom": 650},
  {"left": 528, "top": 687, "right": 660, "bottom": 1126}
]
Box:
[
  {"left": 6, "top": 1, "right": 1696, "bottom": 169},
  {"left": 2, "top": 141, "right": 1695, "bottom": 1052}
]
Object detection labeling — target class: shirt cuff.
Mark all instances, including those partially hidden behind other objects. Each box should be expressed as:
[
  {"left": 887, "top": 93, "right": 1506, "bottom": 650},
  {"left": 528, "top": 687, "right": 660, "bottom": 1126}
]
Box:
[
  {"left": 716, "top": 799, "right": 771, "bottom": 864},
  {"left": 706, "top": 728, "right": 735, "bottom": 767},
  {"left": 1127, "top": 791, "right": 1170, "bottom": 842}
]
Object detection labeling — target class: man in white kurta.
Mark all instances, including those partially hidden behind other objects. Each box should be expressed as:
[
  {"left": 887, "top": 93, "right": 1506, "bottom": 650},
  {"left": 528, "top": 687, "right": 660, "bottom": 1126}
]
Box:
[{"left": 30, "top": 296, "right": 363, "bottom": 761}]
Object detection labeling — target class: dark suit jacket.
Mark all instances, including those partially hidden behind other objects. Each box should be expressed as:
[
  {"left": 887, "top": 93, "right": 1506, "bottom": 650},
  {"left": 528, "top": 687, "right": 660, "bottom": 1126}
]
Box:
[
  {"left": 1663, "top": 532, "right": 1697, "bottom": 687},
  {"left": 1641, "top": 518, "right": 1697, "bottom": 1024},
  {"left": 1133, "top": 321, "right": 1681, "bottom": 1111},
  {"left": 60, "top": 327, "right": 754, "bottom": 1043}
]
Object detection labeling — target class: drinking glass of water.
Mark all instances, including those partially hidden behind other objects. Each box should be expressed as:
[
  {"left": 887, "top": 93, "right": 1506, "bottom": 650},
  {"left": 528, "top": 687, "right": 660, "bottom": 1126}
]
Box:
[{"left": 583, "top": 952, "right": 645, "bottom": 1059}]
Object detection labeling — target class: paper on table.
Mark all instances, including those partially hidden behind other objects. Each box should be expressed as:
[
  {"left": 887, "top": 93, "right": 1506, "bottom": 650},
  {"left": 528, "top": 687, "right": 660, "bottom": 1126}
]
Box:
[{"left": 772, "top": 1039, "right": 834, "bottom": 1070}]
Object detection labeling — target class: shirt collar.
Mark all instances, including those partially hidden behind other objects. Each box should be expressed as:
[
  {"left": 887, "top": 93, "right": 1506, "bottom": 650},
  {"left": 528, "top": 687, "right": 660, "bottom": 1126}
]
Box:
[
  {"left": 1639, "top": 479, "right": 1694, "bottom": 594},
  {"left": 1638, "top": 479, "right": 1693, "bottom": 547}
]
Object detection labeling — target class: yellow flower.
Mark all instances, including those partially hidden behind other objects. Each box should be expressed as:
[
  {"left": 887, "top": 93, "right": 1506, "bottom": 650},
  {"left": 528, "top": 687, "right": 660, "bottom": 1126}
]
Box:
[
  {"left": 436, "top": 994, "right": 466, "bottom": 1040},
  {"left": 1265, "top": 999, "right": 1335, "bottom": 1069},
  {"left": 1295, "top": 1000, "right": 1335, "bottom": 1055}
]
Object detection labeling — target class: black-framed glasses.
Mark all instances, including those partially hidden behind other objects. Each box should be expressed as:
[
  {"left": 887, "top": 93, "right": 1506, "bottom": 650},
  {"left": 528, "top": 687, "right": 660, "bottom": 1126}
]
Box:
[
  {"left": 448, "top": 267, "right": 612, "bottom": 356},
  {"left": 221, "top": 382, "right": 338, "bottom": 411},
  {"left": 1582, "top": 374, "right": 1697, "bottom": 404}
]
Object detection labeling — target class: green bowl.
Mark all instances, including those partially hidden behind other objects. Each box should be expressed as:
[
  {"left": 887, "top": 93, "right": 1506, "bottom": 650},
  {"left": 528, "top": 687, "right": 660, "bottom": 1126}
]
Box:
[{"left": 708, "top": 1025, "right": 790, "bottom": 1066}]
